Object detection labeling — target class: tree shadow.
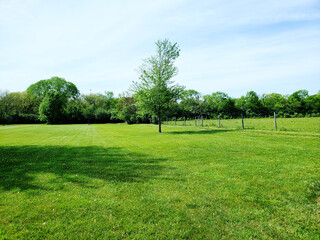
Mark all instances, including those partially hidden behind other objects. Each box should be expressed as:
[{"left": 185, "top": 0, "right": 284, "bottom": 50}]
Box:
[
  {"left": 0, "top": 145, "right": 168, "bottom": 191},
  {"left": 165, "top": 129, "right": 237, "bottom": 135}
]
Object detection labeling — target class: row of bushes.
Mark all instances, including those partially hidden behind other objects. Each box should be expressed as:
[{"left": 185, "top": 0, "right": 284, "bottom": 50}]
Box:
[{"left": 0, "top": 113, "right": 41, "bottom": 124}]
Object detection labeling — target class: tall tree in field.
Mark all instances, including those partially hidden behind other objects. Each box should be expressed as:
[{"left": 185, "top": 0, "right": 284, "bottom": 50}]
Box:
[
  {"left": 27, "top": 77, "right": 79, "bottom": 124},
  {"left": 132, "top": 39, "right": 184, "bottom": 133}
]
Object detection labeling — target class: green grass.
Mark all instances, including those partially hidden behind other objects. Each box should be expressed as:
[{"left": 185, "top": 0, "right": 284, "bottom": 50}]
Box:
[
  {"left": 0, "top": 123, "right": 319, "bottom": 239},
  {"left": 168, "top": 117, "right": 320, "bottom": 133}
]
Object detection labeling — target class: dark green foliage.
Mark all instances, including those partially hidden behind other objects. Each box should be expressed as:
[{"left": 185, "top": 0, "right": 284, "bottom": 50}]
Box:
[
  {"left": 0, "top": 90, "right": 41, "bottom": 124},
  {"left": 306, "top": 94, "right": 320, "bottom": 114},
  {"left": 261, "top": 93, "right": 288, "bottom": 115},
  {"left": 94, "top": 108, "right": 109, "bottom": 123},
  {"left": 242, "top": 91, "right": 265, "bottom": 117},
  {"left": 116, "top": 97, "right": 138, "bottom": 124},
  {"left": 180, "top": 90, "right": 203, "bottom": 118},
  {"left": 27, "top": 77, "right": 80, "bottom": 124},
  {"left": 81, "top": 92, "right": 119, "bottom": 123},
  {"left": 288, "top": 90, "right": 309, "bottom": 115},
  {"left": 82, "top": 103, "right": 95, "bottom": 123},
  {"left": 203, "top": 91, "right": 237, "bottom": 118},
  {"left": 39, "top": 91, "right": 66, "bottom": 124},
  {"left": 64, "top": 99, "right": 85, "bottom": 123},
  {"left": 16, "top": 114, "right": 41, "bottom": 124},
  {"left": 0, "top": 113, "right": 12, "bottom": 125}
]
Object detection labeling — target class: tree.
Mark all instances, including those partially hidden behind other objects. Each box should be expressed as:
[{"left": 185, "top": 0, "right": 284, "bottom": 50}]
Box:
[
  {"left": 305, "top": 93, "right": 320, "bottom": 115},
  {"left": 82, "top": 91, "right": 118, "bottom": 123},
  {"left": 131, "top": 39, "right": 184, "bottom": 133},
  {"left": 288, "top": 90, "right": 308, "bottom": 115},
  {"left": 39, "top": 91, "right": 66, "bottom": 123},
  {"left": 65, "top": 98, "right": 85, "bottom": 123},
  {"left": 180, "top": 89, "right": 203, "bottom": 118},
  {"left": 27, "top": 77, "right": 79, "bottom": 124},
  {"left": 237, "top": 91, "right": 264, "bottom": 117},
  {"left": 3, "top": 92, "right": 40, "bottom": 115},
  {"left": 261, "top": 93, "right": 288, "bottom": 116},
  {"left": 116, "top": 96, "right": 139, "bottom": 124},
  {"left": 203, "top": 92, "right": 236, "bottom": 118},
  {"left": 82, "top": 103, "right": 95, "bottom": 124}
]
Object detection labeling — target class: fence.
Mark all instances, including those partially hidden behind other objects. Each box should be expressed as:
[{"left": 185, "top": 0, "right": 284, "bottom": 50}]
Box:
[{"left": 163, "top": 115, "right": 320, "bottom": 133}]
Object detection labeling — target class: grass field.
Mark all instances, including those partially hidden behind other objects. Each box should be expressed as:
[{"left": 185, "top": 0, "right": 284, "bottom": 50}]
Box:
[
  {"left": 168, "top": 117, "right": 320, "bottom": 133},
  {"left": 0, "top": 122, "right": 319, "bottom": 239}
]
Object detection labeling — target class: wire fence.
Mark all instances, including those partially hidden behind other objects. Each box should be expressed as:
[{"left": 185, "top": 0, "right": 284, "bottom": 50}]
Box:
[{"left": 162, "top": 115, "right": 320, "bottom": 133}]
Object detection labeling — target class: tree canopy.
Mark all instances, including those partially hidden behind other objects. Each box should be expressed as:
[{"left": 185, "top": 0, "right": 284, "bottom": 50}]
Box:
[
  {"left": 1, "top": 87, "right": 319, "bottom": 125},
  {"left": 131, "top": 39, "right": 184, "bottom": 133},
  {"left": 27, "top": 76, "right": 79, "bottom": 100},
  {"left": 27, "top": 77, "right": 79, "bottom": 124}
]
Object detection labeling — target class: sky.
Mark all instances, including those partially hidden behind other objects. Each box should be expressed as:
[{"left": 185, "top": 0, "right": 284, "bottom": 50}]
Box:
[{"left": 0, "top": 0, "right": 319, "bottom": 98}]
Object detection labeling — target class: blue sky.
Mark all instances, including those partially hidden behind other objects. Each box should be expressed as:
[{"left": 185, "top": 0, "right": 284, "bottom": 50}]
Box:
[{"left": 0, "top": 0, "right": 319, "bottom": 97}]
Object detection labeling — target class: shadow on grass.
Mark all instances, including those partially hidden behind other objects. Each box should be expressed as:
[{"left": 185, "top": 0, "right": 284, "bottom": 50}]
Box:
[
  {"left": 0, "top": 145, "right": 168, "bottom": 191},
  {"left": 165, "top": 129, "right": 236, "bottom": 135}
]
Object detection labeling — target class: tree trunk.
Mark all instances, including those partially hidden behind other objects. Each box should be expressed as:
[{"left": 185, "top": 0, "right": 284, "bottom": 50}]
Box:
[{"left": 158, "top": 117, "right": 161, "bottom": 133}]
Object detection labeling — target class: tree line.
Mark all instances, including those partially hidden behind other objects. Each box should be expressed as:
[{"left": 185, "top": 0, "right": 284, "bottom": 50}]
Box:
[{"left": 0, "top": 81, "right": 319, "bottom": 125}]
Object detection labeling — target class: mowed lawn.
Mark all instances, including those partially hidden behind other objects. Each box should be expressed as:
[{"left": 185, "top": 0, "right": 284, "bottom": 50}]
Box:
[
  {"left": 0, "top": 123, "right": 319, "bottom": 239},
  {"left": 170, "top": 117, "right": 320, "bottom": 133}
]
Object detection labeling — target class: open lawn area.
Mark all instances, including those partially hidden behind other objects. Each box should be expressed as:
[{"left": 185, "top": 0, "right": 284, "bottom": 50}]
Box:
[
  {"left": 0, "top": 123, "right": 319, "bottom": 239},
  {"left": 170, "top": 117, "right": 320, "bottom": 133}
]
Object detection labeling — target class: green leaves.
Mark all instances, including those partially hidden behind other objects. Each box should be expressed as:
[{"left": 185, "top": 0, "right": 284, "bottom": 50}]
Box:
[
  {"left": 27, "top": 77, "right": 80, "bottom": 124},
  {"left": 132, "top": 39, "right": 184, "bottom": 122},
  {"left": 27, "top": 76, "right": 79, "bottom": 101},
  {"left": 39, "top": 91, "right": 65, "bottom": 123}
]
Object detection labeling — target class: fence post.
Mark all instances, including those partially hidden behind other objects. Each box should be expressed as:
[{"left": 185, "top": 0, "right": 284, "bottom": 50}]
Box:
[
  {"left": 242, "top": 115, "right": 244, "bottom": 129},
  {"left": 218, "top": 117, "right": 221, "bottom": 128},
  {"left": 195, "top": 117, "right": 197, "bottom": 127},
  {"left": 184, "top": 117, "right": 186, "bottom": 126},
  {"left": 274, "top": 112, "right": 277, "bottom": 131},
  {"left": 201, "top": 117, "right": 203, "bottom": 127}
]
